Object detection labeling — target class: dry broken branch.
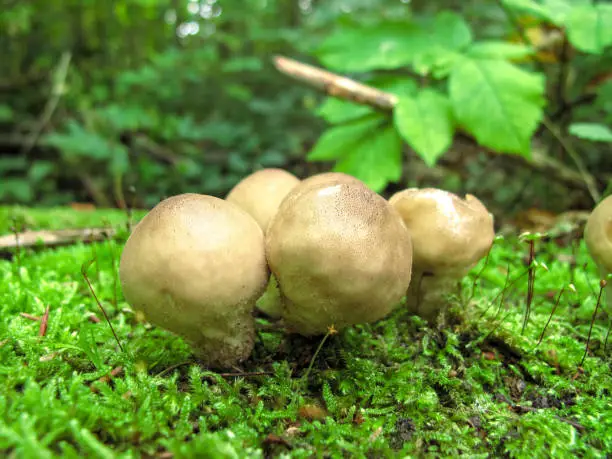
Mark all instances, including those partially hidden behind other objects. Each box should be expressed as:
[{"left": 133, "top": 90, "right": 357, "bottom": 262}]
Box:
[
  {"left": 0, "top": 227, "right": 116, "bottom": 253},
  {"left": 273, "top": 55, "right": 397, "bottom": 111},
  {"left": 272, "top": 55, "right": 601, "bottom": 197}
]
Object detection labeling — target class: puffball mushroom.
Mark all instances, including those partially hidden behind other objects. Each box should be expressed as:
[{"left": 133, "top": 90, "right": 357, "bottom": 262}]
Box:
[
  {"left": 584, "top": 194, "right": 612, "bottom": 309},
  {"left": 253, "top": 171, "right": 361, "bottom": 319},
  {"left": 389, "top": 188, "right": 495, "bottom": 321},
  {"left": 225, "top": 168, "right": 300, "bottom": 231},
  {"left": 266, "top": 177, "right": 413, "bottom": 336},
  {"left": 119, "top": 193, "right": 269, "bottom": 368}
]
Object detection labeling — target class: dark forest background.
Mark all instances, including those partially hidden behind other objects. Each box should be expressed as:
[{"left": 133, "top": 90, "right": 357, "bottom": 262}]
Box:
[{"left": 1, "top": 0, "right": 611, "bottom": 222}]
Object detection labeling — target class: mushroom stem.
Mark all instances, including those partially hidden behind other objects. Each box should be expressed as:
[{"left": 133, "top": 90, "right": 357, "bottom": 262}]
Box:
[
  {"left": 405, "top": 269, "right": 462, "bottom": 322},
  {"left": 190, "top": 310, "right": 256, "bottom": 368},
  {"left": 255, "top": 275, "right": 284, "bottom": 319}
]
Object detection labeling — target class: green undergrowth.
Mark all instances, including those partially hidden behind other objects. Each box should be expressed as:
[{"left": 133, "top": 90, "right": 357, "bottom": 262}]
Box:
[{"left": 0, "top": 206, "right": 610, "bottom": 458}]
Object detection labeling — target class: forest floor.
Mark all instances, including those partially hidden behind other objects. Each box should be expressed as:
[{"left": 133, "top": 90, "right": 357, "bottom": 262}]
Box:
[{"left": 0, "top": 205, "right": 610, "bottom": 458}]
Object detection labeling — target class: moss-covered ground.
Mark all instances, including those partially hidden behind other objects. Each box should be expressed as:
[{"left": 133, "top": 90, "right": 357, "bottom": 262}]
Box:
[{"left": 0, "top": 206, "right": 610, "bottom": 458}]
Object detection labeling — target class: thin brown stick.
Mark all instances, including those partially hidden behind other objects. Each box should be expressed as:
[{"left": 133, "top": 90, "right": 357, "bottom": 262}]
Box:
[
  {"left": 39, "top": 306, "right": 50, "bottom": 337},
  {"left": 81, "top": 259, "right": 125, "bottom": 353},
  {"left": 581, "top": 280, "right": 606, "bottom": 366},
  {"left": 522, "top": 240, "right": 536, "bottom": 335},
  {"left": 20, "top": 313, "right": 41, "bottom": 321},
  {"left": 537, "top": 287, "right": 565, "bottom": 347},
  {"left": 0, "top": 227, "right": 116, "bottom": 253},
  {"left": 273, "top": 55, "right": 397, "bottom": 111}
]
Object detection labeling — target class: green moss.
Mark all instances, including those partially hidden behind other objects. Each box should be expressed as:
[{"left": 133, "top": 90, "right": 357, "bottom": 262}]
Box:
[{"left": 0, "top": 207, "right": 610, "bottom": 457}]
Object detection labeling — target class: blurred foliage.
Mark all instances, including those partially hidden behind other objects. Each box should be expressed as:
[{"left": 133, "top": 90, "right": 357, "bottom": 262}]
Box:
[
  {"left": 0, "top": 0, "right": 327, "bottom": 207},
  {"left": 0, "top": 0, "right": 611, "bottom": 209}
]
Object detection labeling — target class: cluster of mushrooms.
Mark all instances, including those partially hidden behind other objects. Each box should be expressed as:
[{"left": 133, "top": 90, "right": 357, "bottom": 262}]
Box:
[{"left": 119, "top": 169, "right": 498, "bottom": 367}]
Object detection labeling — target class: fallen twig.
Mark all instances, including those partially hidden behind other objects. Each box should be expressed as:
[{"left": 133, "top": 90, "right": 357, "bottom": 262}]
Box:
[
  {"left": 273, "top": 55, "right": 397, "bottom": 111},
  {"left": 0, "top": 227, "right": 117, "bottom": 253}
]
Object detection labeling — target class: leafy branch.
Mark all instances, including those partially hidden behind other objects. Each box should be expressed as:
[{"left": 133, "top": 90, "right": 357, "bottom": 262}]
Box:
[{"left": 272, "top": 55, "right": 599, "bottom": 197}]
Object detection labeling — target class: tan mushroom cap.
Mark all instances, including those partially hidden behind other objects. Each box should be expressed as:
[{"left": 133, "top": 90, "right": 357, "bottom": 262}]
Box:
[
  {"left": 584, "top": 194, "right": 612, "bottom": 274},
  {"left": 225, "top": 168, "right": 301, "bottom": 231},
  {"left": 266, "top": 179, "right": 413, "bottom": 336},
  {"left": 299, "top": 171, "right": 363, "bottom": 188},
  {"left": 389, "top": 188, "right": 494, "bottom": 275},
  {"left": 119, "top": 193, "right": 269, "bottom": 367}
]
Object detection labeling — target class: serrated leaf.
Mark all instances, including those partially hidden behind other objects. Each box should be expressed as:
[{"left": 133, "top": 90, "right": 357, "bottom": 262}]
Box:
[
  {"left": 393, "top": 90, "right": 454, "bottom": 166},
  {"left": 449, "top": 57, "right": 545, "bottom": 155},
  {"left": 307, "top": 115, "right": 385, "bottom": 161},
  {"left": 566, "top": 4, "right": 612, "bottom": 54},
  {"left": 569, "top": 123, "right": 612, "bottom": 142},
  {"left": 316, "top": 77, "right": 418, "bottom": 124},
  {"left": 543, "top": 0, "right": 592, "bottom": 25},
  {"left": 467, "top": 41, "right": 535, "bottom": 59},
  {"left": 316, "top": 99, "right": 375, "bottom": 125},
  {"left": 315, "top": 11, "right": 472, "bottom": 73},
  {"left": 332, "top": 124, "right": 403, "bottom": 192},
  {"left": 501, "top": 0, "right": 559, "bottom": 24}
]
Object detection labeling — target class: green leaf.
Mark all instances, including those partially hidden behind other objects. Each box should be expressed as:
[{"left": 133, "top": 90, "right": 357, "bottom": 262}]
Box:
[
  {"left": 315, "top": 11, "right": 472, "bottom": 73},
  {"left": 333, "top": 123, "right": 403, "bottom": 192},
  {"left": 569, "top": 123, "right": 612, "bottom": 142},
  {"left": 316, "top": 77, "right": 418, "bottom": 124},
  {"left": 307, "top": 115, "right": 385, "bottom": 161},
  {"left": 0, "top": 104, "right": 13, "bottom": 122},
  {"left": 0, "top": 178, "right": 33, "bottom": 202},
  {"left": 221, "top": 57, "right": 263, "bottom": 73},
  {"left": 316, "top": 99, "right": 374, "bottom": 125},
  {"left": 543, "top": 0, "right": 592, "bottom": 25},
  {"left": 0, "top": 157, "right": 27, "bottom": 172},
  {"left": 412, "top": 49, "right": 462, "bottom": 78},
  {"left": 44, "top": 120, "right": 115, "bottom": 160},
  {"left": 467, "top": 41, "right": 535, "bottom": 59},
  {"left": 566, "top": 4, "right": 612, "bottom": 54},
  {"left": 393, "top": 90, "right": 454, "bottom": 166},
  {"left": 501, "top": 0, "right": 559, "bottom": 24},
  {"left": 98, "top": 104, "right": 156, "bottom": 131},
  {"left": 28, "top": 161, "right": 54, "bottom": 182},
  {"left": 449, "top": 57, "right": 546, "bottom": 155}
]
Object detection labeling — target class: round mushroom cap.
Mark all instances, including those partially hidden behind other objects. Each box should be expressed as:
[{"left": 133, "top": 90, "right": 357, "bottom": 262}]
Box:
[
  {"left": 584, "top": 194, "right": 612, "bottom": 274},
  {"left": 299, "top": 172, "right": 364, "bottom": 188},
  {"left": 266, "top": 179, "right": 413, "bottom": 336},
  {"left": 225, "top": 168, "right": 300, "bottom": 231},
  {"left": 119, "top": 193, "right": 269, "bottom": 367},
  {"left": 389, "top": 188, "right": 494, "bottom": 275}
]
